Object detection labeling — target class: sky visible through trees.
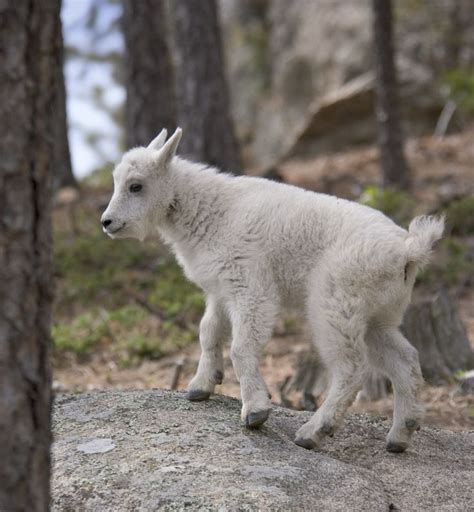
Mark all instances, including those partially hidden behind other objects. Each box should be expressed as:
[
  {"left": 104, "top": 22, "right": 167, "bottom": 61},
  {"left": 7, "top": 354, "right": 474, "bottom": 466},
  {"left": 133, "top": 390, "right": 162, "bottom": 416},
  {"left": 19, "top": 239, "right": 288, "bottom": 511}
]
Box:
[{"left": 62, "top": 0, "right": 123, "bottom": 177}]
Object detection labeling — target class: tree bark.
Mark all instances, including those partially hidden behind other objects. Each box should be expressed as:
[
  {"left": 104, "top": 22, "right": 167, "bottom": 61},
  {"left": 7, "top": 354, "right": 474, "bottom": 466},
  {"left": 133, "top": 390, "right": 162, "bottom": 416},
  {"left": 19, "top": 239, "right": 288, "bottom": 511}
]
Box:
[
  {"left": 372, "top": 0, "right": 410, "bottom": 189},
  {"left": 122, "top": 0, "right": 177, "bottom": 148},
  {"left": 0, "top": 1, "right": 58, "bottom": 510},
  {"left": 54, "top": 17, "right": 77, "bottom": 190},
  {"left": 402, "top": 288, "right": 474, "bottom": 384},
  {"left": 171, "top": 0, "right": 242, "bottom": 173}
]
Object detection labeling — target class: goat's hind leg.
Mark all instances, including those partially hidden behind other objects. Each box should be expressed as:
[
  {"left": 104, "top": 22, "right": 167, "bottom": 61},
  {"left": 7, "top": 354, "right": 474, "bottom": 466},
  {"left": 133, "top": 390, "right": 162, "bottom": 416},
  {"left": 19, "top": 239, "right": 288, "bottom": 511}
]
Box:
[
  {"left": 366, "top": 327, "right": 424, "bottom": 453},
  {"left": 187, "top": 296, "right": 229, "bottom": 401},
  {"left": 295, "top": 316, "right": 368, "bottom": 450}
]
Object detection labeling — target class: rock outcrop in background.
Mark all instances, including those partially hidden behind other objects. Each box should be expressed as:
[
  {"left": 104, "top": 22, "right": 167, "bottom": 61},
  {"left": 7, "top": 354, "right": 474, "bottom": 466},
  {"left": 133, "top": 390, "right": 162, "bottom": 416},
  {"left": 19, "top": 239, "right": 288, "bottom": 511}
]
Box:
[
  {"left": 219, "top": 0, "right": 474, "bottom": 169},
  {"left": 52, "top": 390, "right": 473, "bottom": 511}
]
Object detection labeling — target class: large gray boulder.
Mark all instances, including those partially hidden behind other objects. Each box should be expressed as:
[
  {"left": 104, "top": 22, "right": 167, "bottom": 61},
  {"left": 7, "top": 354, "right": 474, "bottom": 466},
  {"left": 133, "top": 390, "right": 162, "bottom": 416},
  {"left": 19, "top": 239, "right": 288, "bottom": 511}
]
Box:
[{"left": 52, "top": 390, "right": 473, "bottom": 511}]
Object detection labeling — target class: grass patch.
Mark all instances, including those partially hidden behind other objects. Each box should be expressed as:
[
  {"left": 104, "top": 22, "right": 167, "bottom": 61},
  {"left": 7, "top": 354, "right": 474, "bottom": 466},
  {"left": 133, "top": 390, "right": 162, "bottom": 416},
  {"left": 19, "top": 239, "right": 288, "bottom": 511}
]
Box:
[
  {"left": 54, "top": 229, "right": 158, "bottom": 311},
  {"left": 148, "top": 263, "right": 205, "bottom": 319},
  {"left": 52, "top": 310, "right": 109, "bottom": 356}
]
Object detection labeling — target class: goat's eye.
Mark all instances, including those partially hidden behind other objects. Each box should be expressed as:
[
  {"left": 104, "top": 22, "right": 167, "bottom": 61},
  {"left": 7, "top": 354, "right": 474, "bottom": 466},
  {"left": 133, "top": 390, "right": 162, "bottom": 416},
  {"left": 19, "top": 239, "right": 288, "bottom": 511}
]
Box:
[{"left": 129, "top": 183, "right": 142, "bottom": 193}]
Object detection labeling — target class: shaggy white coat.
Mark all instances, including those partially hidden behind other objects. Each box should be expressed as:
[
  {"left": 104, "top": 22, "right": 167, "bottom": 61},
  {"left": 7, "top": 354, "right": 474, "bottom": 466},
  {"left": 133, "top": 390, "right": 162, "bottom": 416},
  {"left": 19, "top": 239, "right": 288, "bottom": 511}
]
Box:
[{"left": 102, "top": 128, "right": 444, "bottom": 451}]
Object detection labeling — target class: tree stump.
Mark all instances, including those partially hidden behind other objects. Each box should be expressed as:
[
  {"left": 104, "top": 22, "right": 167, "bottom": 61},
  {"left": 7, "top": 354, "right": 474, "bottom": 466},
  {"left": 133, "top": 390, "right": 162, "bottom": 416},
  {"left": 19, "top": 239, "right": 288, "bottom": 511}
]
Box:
[
  {"left": 402, "top": 287, "right": 474, "bottom": 384},
  {"left": 282, "top": 288, "right": 474, "bottom": 407}
]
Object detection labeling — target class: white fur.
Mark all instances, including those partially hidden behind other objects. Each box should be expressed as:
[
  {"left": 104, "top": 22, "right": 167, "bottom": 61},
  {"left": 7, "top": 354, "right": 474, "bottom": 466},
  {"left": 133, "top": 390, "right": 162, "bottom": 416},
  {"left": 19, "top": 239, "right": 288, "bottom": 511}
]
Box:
[{"left": 102, "top": 128, "right": 444, "bottom": 450}]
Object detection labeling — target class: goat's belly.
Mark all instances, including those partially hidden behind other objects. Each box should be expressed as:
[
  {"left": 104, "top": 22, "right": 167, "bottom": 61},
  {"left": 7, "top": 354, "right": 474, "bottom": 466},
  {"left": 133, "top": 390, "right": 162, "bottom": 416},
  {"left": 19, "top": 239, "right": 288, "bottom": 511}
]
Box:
[{"left": 272, "top": 252, "right": 319, "bottom": 309}]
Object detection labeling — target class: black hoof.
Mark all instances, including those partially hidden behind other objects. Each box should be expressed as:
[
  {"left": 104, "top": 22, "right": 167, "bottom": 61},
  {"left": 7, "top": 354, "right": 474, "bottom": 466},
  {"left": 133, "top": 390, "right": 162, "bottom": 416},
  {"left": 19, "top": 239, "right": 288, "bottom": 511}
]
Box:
[
  {"left": 295, "top": 437, "right": 316, "bottom": 450},
  {"left": 386, "top": 441, "right": 408, "bottom": 453},
  {"left": 214, "top": 370, "right": 223, "bottom": 385},
  {"left": 245, "top": 409, "right": 270, "bottom": 429},
  {"left": 186, "top": 389, "right": 211, "bottom": 402}
]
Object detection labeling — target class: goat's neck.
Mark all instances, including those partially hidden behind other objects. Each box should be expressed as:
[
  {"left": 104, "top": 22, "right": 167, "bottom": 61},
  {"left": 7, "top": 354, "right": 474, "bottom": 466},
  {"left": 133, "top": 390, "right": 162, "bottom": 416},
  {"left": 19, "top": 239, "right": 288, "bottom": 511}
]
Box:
[{"left": 159, "top": 159, "right": 227, "bottom": 250}]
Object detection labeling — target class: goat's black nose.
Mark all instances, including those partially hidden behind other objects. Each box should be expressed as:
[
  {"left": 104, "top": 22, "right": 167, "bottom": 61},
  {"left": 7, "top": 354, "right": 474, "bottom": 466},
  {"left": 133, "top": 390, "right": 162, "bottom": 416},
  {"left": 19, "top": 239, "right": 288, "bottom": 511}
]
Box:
[{"left": 102, "top": 219, "right": 112, "bottom": 228}]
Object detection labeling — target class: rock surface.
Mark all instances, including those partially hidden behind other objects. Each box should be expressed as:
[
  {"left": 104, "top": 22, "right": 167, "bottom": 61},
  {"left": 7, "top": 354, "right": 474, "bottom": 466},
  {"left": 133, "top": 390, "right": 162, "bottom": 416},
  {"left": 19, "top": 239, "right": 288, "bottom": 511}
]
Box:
[{"left": 52, "top": 390, "right": 473, "bottom": 511}]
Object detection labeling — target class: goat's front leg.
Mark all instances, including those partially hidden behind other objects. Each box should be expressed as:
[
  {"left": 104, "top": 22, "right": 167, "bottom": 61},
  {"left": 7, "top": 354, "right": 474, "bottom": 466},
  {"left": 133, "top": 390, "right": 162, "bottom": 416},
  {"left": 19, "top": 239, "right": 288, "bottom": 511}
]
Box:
[
  {"left": 230, "top": 303, "right": 276, "bottom": 428},
  {"left": 186, "top": 296, "right": 230, "bottom": 401}
]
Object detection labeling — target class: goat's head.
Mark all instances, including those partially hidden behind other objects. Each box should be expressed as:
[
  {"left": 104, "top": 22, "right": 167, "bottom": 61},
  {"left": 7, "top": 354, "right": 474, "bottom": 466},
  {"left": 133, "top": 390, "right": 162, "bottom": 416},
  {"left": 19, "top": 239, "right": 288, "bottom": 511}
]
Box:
[{"left": 101, "top": 127, "right": 182, "bottom": 241}]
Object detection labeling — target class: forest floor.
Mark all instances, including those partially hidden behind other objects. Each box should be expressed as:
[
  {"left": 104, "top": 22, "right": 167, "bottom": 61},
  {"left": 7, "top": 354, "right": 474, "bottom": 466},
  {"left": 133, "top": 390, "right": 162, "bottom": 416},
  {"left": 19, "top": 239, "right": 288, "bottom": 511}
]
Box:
[
  {"left": 52, "top": 126, "right": 474, "bottom": 432},
  {"left": 54, "top": 320, "right": 474, "bottom": 431}
]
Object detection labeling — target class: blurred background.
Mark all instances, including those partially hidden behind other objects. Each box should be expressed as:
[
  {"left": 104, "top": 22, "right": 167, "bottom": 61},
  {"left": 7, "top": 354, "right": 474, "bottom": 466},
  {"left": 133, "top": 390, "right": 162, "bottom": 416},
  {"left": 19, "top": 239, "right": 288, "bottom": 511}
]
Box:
[{"left": 53, "top": 0, "right": 473, "bottom": 430}]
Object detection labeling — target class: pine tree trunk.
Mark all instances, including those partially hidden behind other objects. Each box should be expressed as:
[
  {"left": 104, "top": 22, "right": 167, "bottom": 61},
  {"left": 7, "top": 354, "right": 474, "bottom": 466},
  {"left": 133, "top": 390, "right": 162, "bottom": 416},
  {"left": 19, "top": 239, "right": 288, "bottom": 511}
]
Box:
[
  {"left": 54, "top": 18, "right": 77, "bottom": 190},
  {"left": 0, "top": 1, "right": 58, "bottom": 509},
  {"left": 171, "top": 0, "right": 242, "bottom": 173},
  {"left": 402, "top": 288, "right": 474, "bottom": 384},
  {"left": 122, "top": 0, "right": 177, "bottom": 148},
  {"left": 372, "top": 0, "right": 410, "bottom": 189}
]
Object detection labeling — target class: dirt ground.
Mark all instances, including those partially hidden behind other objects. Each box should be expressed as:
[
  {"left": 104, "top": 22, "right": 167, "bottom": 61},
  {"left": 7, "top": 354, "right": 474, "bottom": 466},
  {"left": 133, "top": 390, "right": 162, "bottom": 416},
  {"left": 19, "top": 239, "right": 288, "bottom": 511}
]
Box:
[{"left": 275, "top": 127, "right": 474, "bottom": 207}]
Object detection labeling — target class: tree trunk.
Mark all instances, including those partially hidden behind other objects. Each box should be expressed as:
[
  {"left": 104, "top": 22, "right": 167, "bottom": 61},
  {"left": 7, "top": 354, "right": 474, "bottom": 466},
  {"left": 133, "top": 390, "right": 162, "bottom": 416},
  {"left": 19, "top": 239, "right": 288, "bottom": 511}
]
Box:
[
  {"left": 54, "top": 17, "right": 77, "bottom": 190},
  {"left": 444, "top": 0, "right": 465, "bottom": 69},
  {"left": 284, "top": 289, "right": 474, "bottom": 405},
  {"left": 170, "top": 0, "right": 242, "bottom": 173},
  {"left": 0, "top": 1, "right": 58, "bottom": 510},
  {"left": 122, "top": 0, "right": 177, "bottom": 148},
  {"left": 402, "top": 288, "right": 474, "bottom": 384},
  {"left": 372, "top": 0, "right": 410, "bottom": 189}
]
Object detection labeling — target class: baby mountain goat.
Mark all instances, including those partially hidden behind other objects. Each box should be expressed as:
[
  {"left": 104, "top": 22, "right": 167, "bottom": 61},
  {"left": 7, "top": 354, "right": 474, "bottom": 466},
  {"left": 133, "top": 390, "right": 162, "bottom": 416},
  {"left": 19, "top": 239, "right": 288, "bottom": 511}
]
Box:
[{"left": 102, "top": 128, "right": 444, "bottom": 453}]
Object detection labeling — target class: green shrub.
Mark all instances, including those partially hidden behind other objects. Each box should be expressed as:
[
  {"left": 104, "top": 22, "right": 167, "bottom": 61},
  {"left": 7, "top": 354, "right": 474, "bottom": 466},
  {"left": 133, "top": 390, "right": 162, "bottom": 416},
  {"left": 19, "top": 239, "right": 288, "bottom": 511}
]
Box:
[
  {"left": 359, "top": 185, "right": 416, "bottom": 226},
  {"left": 149, "top": 262, "right": 205, "bottom": 321},
  {"left": 53, "top": 227, "right": 158, "bottom": 311},
  {"left": 53, "top": 302, "right": 198, "bottom": 363},
  {"left": 123, "top": 335, "right": 164, "bottom": 362},
  {"left": 108, "top": 304, "right": 148, "bottom": 327},
  {"left": 52, "top": 311, "right": 109, "bottom": 355},
  {"left": 443, "top": 69, "right": 474, "bottom": 115},
  {"left": 442, "top": 194, "right": 474, "bottom": 236},
  {"left": 418, "top": 238, "right": 473, "bottom": 287}
]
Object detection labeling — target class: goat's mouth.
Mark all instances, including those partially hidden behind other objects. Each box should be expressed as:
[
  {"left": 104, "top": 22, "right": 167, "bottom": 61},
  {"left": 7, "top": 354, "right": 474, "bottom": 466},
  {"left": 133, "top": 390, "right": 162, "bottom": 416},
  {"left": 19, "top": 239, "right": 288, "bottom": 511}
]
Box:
[{"left": 105, "top": 223, "right": 126, "bottom": 235}]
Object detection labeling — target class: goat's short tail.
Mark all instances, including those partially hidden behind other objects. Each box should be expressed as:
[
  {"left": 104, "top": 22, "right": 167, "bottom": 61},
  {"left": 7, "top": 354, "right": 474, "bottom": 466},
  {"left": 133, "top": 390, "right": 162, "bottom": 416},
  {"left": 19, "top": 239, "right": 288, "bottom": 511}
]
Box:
[{"left": 405, "top": 215, "right": 445, "bottom": 268}]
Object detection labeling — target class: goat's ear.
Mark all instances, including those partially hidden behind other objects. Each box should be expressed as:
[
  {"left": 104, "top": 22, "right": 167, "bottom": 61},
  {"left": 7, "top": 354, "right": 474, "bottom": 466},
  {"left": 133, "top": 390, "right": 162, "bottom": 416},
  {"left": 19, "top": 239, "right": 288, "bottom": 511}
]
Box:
[
  {"left": 157, "top": 127, "right": 182, "bottom": 167},
  {"left": 147, "top": 129, "right": 168, "bottom": 150}
]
